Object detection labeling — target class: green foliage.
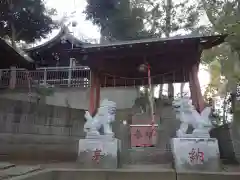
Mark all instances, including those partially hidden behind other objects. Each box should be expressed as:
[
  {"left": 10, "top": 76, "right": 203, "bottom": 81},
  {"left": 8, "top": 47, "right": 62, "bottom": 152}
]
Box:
[
  {"left": 200, "top": 0, "right": 240, "bottom": 124},
  {"left": 0, "top": 0, "right": 56, "bottom": 44},
  {"left": 201, "top": 0, "right": 240, "bottom": 93},
  {"left": 85, "top": 0, "right": 201, "bottom": 41},
  {"left": 209, "top": 59, "right": 221, "bottom": 88},
  {"left": 35, "top": 85, "right": 55, "bottom": 97},
  {"left": 144, "top": 0, "right": 201, "bottom": 37},
  {"left": 85, "top": 0, "right": 152, "bottom": 41}
]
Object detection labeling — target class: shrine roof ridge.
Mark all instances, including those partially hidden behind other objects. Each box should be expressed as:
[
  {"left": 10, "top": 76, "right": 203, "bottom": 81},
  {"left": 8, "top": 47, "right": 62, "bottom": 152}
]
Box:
[
  {"left": 0, "top": 38, "right": 35, "bottom": 69},
  {"left": 81, "top": 34, "right": 227, "bottom": 50},
  {"left": 24, "top": 26, "right": 90, "bottom": 53}
]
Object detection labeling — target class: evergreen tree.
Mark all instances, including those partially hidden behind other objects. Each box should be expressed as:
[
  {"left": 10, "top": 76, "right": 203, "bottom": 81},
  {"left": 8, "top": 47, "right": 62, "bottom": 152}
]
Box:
[
  {"left": 200, "top": 0, "right": 240, "bottom": 124},
  {"left": 85, "top": 0, "right": 153, "bottom": 42},
  {"left": 0, "top": 0, "right": 55, "bottom": 46}
]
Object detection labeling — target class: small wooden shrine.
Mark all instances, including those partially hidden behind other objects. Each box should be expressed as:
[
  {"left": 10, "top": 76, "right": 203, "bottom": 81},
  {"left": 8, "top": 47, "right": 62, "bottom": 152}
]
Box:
[
  {"left": 69, "top": 35, "right": 226, "bottom": 115},
  {"left": 25, "top": 26, "right": 89, "bottom": 67}
]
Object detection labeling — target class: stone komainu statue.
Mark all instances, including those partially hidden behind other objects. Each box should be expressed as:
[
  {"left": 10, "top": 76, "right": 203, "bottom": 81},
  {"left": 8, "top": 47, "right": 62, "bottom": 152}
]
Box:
[
  {"left": 172, "top": 97, "right": 213, "bottom": 138},
  {"left": 84, "top": 99, "right": 117, "bottom": 137}
]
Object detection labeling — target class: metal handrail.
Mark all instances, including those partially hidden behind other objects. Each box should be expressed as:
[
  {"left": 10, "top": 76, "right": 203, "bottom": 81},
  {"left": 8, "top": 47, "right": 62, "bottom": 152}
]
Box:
[{"left": 0, "top": 66, "right": 91, "bottom": 88}]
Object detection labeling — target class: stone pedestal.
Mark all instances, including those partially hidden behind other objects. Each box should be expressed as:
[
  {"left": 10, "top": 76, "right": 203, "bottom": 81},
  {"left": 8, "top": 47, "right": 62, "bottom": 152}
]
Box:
[
  {"left": 77, "top": 136, "right": 121, "bottom": 169},
  {"left": 171, "top": 138, "right": 221, "bottom": 172}
]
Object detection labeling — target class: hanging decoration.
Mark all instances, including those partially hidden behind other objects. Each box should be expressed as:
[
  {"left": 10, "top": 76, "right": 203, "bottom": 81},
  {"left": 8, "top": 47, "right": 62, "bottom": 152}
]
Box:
[
  {"left": 137, "top": 62, "right": 156, "bottom": 144},
  {"left": 146, "top": 63, "right": 156, "bottom": 140}
]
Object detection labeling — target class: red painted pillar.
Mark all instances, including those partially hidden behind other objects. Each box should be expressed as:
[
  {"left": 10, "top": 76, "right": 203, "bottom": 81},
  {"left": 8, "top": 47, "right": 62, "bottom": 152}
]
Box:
[
  {"left": 189, "top": 64, "right": 205, "bottom": 113},
  {"left": 89, "top": 72, "right": 96, "bottom": 115},
  {"left": 95, "top": 75, "right": 101, "bottom": 109}
]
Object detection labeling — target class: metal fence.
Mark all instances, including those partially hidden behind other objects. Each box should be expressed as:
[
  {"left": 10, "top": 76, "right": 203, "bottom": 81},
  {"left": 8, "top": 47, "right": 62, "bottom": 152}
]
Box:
[{"left": 0, "top": 66, "right": 91, "bottom": 88}]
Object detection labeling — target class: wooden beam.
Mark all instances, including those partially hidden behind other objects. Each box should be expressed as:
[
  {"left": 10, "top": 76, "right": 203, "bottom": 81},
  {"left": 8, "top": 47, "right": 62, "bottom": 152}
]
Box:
[
  {"left": 95, "top": 74, "right": 101, "bottom": 110},
  {"left": 88, "top": 71, "right": 96, "bottom": 115}
]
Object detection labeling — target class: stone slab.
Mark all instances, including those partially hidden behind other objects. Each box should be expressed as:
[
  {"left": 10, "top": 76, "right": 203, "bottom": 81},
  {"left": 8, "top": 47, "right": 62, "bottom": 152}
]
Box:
[
  {"left": 77, "top": 137, "right": 120, "bottom": 169},
  {"left": 171, "top": 138, "right": 221, "bottom": 172},
  {"left": 0, "top": 162, "right": 15, "bottom": 169},
  {"left": 0, "top": 165, "right": 41, "bottom": 179}
]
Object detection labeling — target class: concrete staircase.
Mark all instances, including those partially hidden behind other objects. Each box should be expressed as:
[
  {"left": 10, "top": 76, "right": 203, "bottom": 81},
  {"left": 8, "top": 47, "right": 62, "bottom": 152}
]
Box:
[
  {"left": 0, "top": 162, "right": 41, "bottom": 179},
  {"left": 126, "top": 147, "right": 172, "bottom": 165}
]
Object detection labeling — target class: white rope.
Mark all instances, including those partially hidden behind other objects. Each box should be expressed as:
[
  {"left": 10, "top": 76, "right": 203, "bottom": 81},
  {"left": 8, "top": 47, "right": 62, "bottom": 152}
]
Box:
[{"left": 147, "top": 64, "right": 157, "bottom": 144}]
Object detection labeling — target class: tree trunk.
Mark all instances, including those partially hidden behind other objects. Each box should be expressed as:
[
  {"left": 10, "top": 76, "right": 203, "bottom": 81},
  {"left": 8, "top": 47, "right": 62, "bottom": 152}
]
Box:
[
  {"left": 159, "top": 84, "right": 163, "bottom": 98},
  {"left": 7, "top": 0, "right": 16, "bottom": 47},
  {"left": 168, "top": 84, "right": 174, "bottom": 99},
  {"left": 229, "top": 83, "right": 240, "bottom": 162},
  {"left": 222, "top": 94, "right": 227, "bottom": 124},
  {"left": 180, "top": 82, "right": 185, "bottom": 97},
  {"left": 166, "top": 0, "right": 174, "bottom": 99}
]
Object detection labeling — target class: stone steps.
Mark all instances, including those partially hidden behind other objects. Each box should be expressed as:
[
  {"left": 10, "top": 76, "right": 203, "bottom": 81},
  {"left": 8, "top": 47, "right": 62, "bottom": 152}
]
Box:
[
  {"left": 0, "top": 163, "right": 41, "bottom": 180},
  {"left": 124, "top": 147, "right": 173, "bottom": 165}
]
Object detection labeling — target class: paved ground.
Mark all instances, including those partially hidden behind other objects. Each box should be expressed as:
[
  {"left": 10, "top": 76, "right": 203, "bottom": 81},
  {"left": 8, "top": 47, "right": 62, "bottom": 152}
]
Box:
[
  {"left": 0, "top": 161, "right": 239, "bottom": 180},
  {"left": 0, "top": 163, "right": 41, "bottom": 180},
  {"left": 7, "top": 161, "right": 240, "bottom": 172},
  {"left": 38, "top": 162, "right": 173, "bottom": 171}
]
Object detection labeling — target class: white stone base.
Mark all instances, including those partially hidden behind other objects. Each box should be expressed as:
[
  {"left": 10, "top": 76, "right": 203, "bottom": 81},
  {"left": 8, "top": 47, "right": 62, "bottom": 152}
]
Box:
[
  {"left": 77, "top": 136, "right": 120, "bottom": 168},
  {"left": 171, "top": 138, "right": 220, "bottom": 172}
]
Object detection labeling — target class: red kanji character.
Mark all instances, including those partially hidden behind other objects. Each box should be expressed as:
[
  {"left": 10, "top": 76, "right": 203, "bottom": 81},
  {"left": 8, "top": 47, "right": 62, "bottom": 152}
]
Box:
[
  {"left": 188, "top": 148, "right": 204, "bottom": 164},
  {"left": 188, "top": 148, "right": 197, "bottom": 163},
  {"left": 197, "top": 148, "right": 204, "bottom": 162},
  {"left": 92, "top": 149, "right": 102, "bottom": 164}
]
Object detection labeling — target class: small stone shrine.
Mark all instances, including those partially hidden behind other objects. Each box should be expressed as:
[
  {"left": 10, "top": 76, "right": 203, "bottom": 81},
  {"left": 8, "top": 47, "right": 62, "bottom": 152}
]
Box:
[
  {"left": 77, "top": 99, "right": 121, "bottom": 168},
  {"left": 171, "top": 97, "right": 220, "bottom": 172}
]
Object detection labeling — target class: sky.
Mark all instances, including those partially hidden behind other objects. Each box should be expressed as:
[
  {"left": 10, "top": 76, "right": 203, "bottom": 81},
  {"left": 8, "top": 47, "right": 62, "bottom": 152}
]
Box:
[
  {"left": 45, "top": 0, "right": 100, "bottom": 41},
  {"left": 45, "top": 0, "right": 210, "bottom": 95}
]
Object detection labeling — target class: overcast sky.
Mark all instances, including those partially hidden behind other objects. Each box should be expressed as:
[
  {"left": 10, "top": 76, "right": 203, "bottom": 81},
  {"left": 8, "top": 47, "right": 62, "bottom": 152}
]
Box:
[{"left": 45, "top": 0, "right": 100, "bottom": 41}]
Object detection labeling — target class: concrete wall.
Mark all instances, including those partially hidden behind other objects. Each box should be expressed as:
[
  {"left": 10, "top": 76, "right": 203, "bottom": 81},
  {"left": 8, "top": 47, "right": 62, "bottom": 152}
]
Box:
[
  {"left": 0, "top": 87, "right": 138, "bottom": 110},
  {"left": 0, "top": 98, "right": 84, "bottom": 161},
  {"left": 0, "top": 98, "right": 85, "bottom": 136},
  {"left": 0, "top": 134, "right": 79, "bottom": 161}
]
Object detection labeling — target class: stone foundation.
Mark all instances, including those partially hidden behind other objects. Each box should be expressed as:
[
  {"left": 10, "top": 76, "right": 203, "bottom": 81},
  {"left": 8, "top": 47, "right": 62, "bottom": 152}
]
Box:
[
  {"left": 77, "top": 137, "right": 120, "bottom": 169},
  {"left": 171, "top": 138, "right": 221, "bottom": 172}
]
